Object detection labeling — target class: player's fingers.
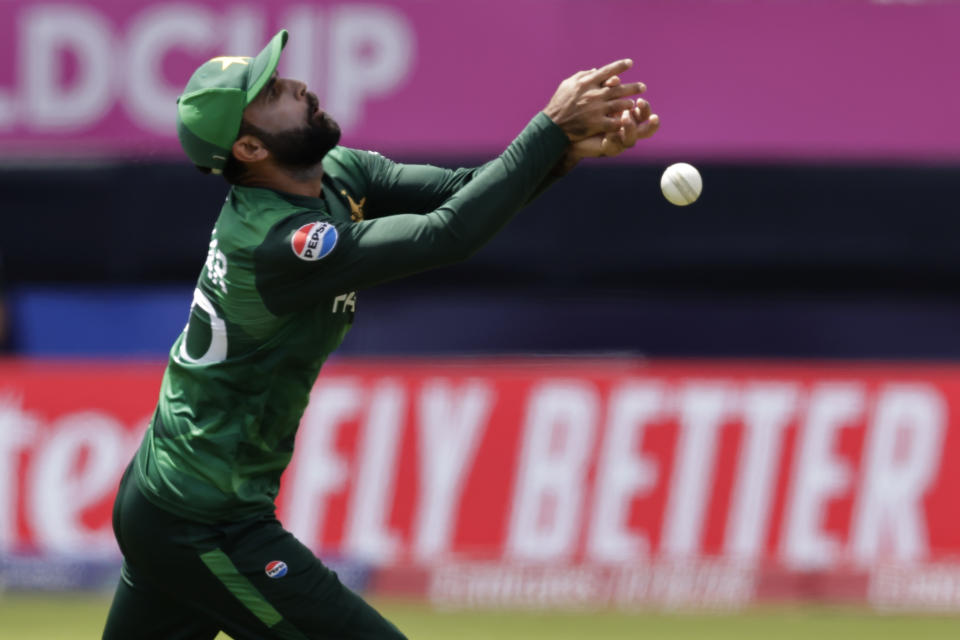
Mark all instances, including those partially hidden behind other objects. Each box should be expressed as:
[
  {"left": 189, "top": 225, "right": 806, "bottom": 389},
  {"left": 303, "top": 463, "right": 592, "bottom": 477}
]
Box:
[
  {"left": 614, "top": 81, "right": 646, "bottom": 97},
  {"left": 595, "top": 115, "right": 625, "bottom": 134},
  {"left": 566, "top": 68, "right": 595, "bottom": 86},
  {"left": 604, "top": 75, "right": 622, "bottom": 88},
  {"left": 618, "top": 110, "right": 640, "bottom": 147},
  {"left": 600, "top": 135, "right": 618, "bottom": 156},
  {"left": 585, "top": 59, "right": 633, "bottom": 85},
  {"left": 597, "top": 82, "right": 646, "bottom": 101},
  {"left": 634, "top": 99, "right": 652, "bottom": 123},
  {"left": 621, "top": 109, "right": 637, "bottom": 138},
  {"left": 634, "top": 113, "right": 661, "bottom": 139},
  {"left": 605, "top": 97, "right": 637, "bottom": 115}
]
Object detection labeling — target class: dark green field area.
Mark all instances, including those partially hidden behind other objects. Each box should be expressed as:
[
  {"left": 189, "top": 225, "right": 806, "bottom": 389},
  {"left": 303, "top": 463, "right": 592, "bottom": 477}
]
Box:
[{"left": 1, "top": 594, "right": 958, "bottom": 639}]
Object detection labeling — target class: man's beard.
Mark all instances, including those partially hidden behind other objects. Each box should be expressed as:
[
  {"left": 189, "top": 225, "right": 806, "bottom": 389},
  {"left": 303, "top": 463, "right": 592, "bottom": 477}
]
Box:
[{"left": 257, "top": 111, "right": 341, "bottom": 172}]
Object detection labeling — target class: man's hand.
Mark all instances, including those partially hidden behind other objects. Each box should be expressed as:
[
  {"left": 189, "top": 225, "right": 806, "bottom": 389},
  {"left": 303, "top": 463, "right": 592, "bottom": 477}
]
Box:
[
  {"left": 543, "top": 59, "right": 648, "bottom": 142},
  {"left": 573, "top": 98, "right": 660, "bottom": 159},
  {"left": 547, "top": 71, "right": 660, "bottom": 176}
]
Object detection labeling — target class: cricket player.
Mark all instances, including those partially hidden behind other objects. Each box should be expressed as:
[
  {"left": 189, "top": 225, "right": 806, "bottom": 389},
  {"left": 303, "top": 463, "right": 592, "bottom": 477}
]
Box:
[{"left": 102, "top": 29, "right": 659, "bottom": 640}]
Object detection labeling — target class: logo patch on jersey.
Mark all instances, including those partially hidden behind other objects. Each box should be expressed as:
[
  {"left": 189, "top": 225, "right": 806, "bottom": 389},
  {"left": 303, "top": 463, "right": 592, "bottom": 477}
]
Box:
[
  {"left": 340, "top": 189, "right": 366, "bottom": 222},
  {"left": 291, "top": 222, "right": 337, "bottom": 261},
  {"left": 265, "top": 560, "right": 288, "bottom": 578}
]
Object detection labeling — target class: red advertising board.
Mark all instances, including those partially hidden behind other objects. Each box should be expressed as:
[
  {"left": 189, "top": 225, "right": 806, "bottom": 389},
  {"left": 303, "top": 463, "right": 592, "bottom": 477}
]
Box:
[{"left": 2, "top": 358, "right": 960, "bottom": 608}]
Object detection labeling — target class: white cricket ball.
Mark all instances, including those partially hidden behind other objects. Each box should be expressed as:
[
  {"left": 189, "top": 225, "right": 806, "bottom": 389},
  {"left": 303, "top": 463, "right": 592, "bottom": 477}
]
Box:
[{"left": 660, "top": 162, "right": 703, "bottom": 206}]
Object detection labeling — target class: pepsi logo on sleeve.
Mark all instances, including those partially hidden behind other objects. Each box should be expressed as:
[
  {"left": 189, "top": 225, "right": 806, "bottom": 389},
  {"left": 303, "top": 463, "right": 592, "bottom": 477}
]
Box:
[
  {"left": 291, "top": 221, "right": 338, "bottom": 261},
  {"left": 265, "top": 560, "right": 288, "bottom": 578}
]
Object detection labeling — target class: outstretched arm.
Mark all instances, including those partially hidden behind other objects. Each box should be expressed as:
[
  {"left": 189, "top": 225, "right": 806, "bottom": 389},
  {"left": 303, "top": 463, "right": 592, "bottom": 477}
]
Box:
[
  {"left": 258, "top": 114, "right": 568, "bottom": 312},
  {"left": 355, "top": 59, "right": 651, "bottom": 217},
  {"left": 347, "top": 151, "right": 569, "bottom": 219},
  {"left": 348, "top": 153, "right": 495, "bottom": 219},
  {"left": 257, "top": 61, "right": 650, "bottom": 314}
]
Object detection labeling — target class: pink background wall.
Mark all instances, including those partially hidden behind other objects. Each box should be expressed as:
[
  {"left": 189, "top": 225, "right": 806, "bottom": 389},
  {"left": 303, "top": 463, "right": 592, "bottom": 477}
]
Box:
[{"left": 0, "top": 0, "right": 957, "bottom": 161}]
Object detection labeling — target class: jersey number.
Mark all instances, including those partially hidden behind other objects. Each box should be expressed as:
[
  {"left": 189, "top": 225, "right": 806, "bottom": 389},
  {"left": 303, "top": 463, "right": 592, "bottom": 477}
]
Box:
[{"left": 178, "top": 288, "right": 228, "bottom": 365}]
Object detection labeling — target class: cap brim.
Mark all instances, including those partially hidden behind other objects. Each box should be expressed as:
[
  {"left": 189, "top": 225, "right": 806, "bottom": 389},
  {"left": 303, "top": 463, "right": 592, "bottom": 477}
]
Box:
[{"left": 245, "top": 30, "right": 288, "bottom": 105}]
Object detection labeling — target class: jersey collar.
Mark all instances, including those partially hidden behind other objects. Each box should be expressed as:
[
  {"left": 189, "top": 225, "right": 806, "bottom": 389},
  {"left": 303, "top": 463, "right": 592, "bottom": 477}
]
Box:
[{"left": 234, "top": 185, "right": 327, "bottom": 211}]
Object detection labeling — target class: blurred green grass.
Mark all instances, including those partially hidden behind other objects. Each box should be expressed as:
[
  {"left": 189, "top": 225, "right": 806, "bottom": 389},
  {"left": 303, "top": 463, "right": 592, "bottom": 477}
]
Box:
[{"left": 1, "top": 593, "right": 958, "bottom": 639}]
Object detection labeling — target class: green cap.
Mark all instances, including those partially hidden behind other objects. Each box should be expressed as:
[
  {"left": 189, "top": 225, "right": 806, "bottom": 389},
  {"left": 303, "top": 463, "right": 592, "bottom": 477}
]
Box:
[{"left": 176, "top": 30, "right": 289, "bottom": 172}]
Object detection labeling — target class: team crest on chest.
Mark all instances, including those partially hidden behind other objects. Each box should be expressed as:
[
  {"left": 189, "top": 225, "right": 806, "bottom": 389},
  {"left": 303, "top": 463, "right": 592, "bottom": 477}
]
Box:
[{"left": 291, "top": 221, "right": 338, "bottom": 261}]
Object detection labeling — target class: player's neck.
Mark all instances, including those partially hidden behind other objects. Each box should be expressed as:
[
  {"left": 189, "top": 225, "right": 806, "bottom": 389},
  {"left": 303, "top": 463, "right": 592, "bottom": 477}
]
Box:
[{"left": 243, "top": 163, "right": 326, "bottom": 199}]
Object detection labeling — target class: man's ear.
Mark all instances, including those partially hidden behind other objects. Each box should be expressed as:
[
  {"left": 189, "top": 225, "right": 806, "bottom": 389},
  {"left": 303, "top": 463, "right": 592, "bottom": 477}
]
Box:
[{"left": 232, "top": 134, "right": 268, "bottom": 163}]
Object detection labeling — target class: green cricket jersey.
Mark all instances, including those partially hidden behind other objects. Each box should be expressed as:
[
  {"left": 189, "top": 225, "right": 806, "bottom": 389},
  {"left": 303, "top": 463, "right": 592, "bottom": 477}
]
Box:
[{"left": 134, "top": 113, "right": 569, "bottom": 523}]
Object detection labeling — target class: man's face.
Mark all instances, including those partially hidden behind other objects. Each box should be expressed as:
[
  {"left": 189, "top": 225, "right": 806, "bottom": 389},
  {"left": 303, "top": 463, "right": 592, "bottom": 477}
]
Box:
[{"left": 241, "top": 72, "right": 341, "bottom": 169}]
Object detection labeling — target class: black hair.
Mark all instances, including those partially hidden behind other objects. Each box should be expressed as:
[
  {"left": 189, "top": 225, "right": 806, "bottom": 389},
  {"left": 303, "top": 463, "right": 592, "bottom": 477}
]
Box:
[{"left": 194, "top": 120, "right": 267, "bottom": 185}]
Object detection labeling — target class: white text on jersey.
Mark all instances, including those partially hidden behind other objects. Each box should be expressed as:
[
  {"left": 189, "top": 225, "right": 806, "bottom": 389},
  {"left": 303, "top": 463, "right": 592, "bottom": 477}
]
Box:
[
  {"left": 205, "top": 238, "right": 228, "bottom": 294},
  {"left": 332, "top": 292, "right": 356, "bottom": 313}
]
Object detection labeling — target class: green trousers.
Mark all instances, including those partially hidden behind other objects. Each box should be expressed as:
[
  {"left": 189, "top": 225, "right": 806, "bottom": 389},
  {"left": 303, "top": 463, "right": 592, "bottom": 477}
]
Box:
[{"left": 102, "top": 464, "right": 407, "bottom": 640}]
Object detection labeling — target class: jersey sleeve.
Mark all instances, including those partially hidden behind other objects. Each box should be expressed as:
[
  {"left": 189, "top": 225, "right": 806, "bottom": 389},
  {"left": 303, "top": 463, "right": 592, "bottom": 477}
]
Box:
[
  {"left": 347, "top": 149, "right": 493, "bottom": 217},
  {"left": 345, "top": 132, "right": 564, "bottom": 219},
  {"left": 255, "top": 112, "right": 568, "bottom": 316}
]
